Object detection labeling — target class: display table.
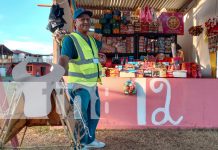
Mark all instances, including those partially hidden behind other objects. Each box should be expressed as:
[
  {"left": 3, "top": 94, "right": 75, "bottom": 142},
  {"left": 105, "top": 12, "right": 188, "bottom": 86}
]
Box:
[{"left": 98, "top": 77, "right": 218, "bottom": 129}]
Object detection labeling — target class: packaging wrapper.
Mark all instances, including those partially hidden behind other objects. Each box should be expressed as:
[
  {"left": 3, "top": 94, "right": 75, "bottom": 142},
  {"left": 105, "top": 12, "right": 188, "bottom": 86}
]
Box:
[
  {"left": 144, "top": 70, "right": 152, "bottom": 77},
  {"left": 173, "top": 70, "right": 187, "bottom": 78},
  {"left": 152, "top": 69, "right": 160, "bottom": 77},
  {"left": 159, "top": 68, "right": 167, "bottom": 77},
  {"left": 106, "top": 68, "right": 120, "bottom": 77}
]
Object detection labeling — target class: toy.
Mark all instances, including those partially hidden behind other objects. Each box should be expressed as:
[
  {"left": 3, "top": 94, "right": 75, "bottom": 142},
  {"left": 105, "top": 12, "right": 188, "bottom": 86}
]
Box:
[{"left": 123, "top": 80, "right": 137, "bottom": 95}]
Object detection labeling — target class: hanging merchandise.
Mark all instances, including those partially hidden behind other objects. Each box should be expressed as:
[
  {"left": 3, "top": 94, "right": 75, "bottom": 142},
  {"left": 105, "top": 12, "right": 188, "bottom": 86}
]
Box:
[
  {"left": 149, "top": 21, "right": 159, "bottom": 33},
  {"left": 99, "top": 17, "right": 107, "bottom": 24},
  {"left": 113, "top": 10, "right": 121, "bottom": 21},
  {"left": 205, "top": 17, "right": 218, "bottom": 36},
  {"left": 103, "top": 24, "right": 112, "bottom": 34},
  {"left": 140, "top": 6, "right": 153, "bottom": 23},
  {"left": 112, "top": 22, "right": 120, "bottom": 34},
  {"left": 122, "top": 11, "right": 131, "bottom": 25},
  {"left": 208, "top": 35, "right": 218, "bottom": 52},
  {"left": 94, "top": 23, "right": 102, "bottom": 34},
  {"left": 159, "top": 12, "right": 184, "bottom": 35},
  {"left": 47, "top": 4, "right": 66, "bottom": 33},
  {"left": 188, "top": 25, "right": 204, "bottom": 36},
  {"left": 104, "top": 10, "right": 113, "bottom": 19}
]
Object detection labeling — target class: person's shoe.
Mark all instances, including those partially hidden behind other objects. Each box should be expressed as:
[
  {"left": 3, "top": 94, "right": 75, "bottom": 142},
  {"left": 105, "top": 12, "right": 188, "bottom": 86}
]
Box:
[{"left": 85, "top": 140, "right": 105, "bottom": 148}]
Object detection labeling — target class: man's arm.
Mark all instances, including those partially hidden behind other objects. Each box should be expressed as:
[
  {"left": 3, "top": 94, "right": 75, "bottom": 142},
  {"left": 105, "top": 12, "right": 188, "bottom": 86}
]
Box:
[{"left": 58, "top": 55, "right": 69, "bottom": 76}]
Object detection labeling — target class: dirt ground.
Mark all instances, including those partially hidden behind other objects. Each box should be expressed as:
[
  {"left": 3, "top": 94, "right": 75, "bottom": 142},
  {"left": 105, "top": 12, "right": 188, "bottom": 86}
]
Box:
[{"left": 3, "top": 127, "right": 218, "bottom": 150}]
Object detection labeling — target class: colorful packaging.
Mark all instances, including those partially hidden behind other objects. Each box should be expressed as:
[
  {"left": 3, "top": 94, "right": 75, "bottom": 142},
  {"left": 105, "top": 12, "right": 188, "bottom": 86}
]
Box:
[{"left": 159, "top": 12, "right": 184, "bottom": 35}]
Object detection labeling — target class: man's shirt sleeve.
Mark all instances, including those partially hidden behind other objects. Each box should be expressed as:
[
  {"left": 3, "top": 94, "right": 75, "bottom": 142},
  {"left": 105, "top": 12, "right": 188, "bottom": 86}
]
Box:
[
  {"left": 61, "top": 35, "right": 78, "bottom": 59},
  {"left": 95, "top": 39, "right": 102, "bottom": 51}
]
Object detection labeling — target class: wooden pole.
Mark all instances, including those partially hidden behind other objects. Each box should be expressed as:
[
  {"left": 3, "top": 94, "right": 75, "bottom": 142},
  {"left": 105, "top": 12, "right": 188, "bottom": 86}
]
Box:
[{"left": 52, "top": 0, "right": 74, "bottom": 64}]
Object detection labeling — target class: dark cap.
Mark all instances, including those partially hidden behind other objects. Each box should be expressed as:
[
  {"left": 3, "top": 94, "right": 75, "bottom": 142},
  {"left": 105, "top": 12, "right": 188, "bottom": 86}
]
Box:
[{"left": 73, "top": 8, "right": 93, "bottom": 20}]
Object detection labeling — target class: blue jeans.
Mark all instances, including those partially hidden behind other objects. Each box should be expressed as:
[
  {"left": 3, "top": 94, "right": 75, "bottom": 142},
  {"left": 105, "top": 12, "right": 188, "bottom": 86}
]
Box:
[{"left": 68, "top": 85, "right": 100, "bottom": 144}]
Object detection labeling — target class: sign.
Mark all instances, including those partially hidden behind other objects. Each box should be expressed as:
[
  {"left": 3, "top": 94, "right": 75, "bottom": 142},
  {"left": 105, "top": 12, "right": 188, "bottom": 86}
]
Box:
[{"left": 98, "top": 77, "right": 218, "bottom": 129}]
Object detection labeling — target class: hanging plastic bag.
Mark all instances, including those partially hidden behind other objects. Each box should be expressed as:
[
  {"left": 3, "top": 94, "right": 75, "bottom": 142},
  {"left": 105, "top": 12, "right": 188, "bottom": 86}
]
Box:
[{"left": 140, "top": 6, "right": 153, "bottom": 23}]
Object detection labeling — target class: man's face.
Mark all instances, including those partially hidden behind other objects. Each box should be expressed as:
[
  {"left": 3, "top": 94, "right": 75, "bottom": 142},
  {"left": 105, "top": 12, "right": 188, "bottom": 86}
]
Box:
[{"left": 75, "top": 14, "right": 91, "bottom": 33}]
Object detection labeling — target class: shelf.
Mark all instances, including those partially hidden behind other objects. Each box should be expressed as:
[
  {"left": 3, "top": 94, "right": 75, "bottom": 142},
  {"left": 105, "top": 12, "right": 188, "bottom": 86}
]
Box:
[
  {"left": 137, "top": 32, "right": 177, "bottom": 37},
  {"left": 102, "top": 32, "right": 176, "bottom": 37},
  {"left": 104, "top": 53, "right": 134, "bottom": 57},
  {"left": 101, "top": 32, "right": 177, "bottom": 59},
  {"left": 138, "top": 52, "right": 159, "bottom": 56},
  {"left": 102, "top": 33, "right": 134, "bottom": 37}
]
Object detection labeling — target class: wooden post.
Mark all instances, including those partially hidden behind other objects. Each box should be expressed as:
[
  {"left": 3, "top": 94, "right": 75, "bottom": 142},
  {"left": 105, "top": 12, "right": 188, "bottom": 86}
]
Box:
[{"left": 52, "top": 0, "right": 74, "bottom": 64}]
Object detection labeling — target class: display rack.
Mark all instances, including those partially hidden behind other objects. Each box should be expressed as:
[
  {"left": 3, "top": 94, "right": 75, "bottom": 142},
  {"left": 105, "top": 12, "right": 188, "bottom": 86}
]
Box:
[{"left": 102, "top": 33, "right": 177, "bottom": 59}]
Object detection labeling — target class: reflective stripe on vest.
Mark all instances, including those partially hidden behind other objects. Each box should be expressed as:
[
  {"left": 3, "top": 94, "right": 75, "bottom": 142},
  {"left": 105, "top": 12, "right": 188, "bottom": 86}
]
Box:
[{"left": 68, "top": 71, "right": 102, "bottom": 79}]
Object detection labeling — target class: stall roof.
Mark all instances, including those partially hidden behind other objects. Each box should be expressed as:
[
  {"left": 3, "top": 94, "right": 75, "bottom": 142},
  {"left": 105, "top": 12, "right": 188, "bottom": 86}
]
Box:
[{"left": 76, "top": 0, "right": 194, "bottom": 17}]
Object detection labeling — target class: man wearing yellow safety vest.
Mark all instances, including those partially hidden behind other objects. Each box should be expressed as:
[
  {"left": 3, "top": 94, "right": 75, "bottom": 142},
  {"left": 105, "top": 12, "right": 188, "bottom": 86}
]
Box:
[{"left": 59, "top": 8, "right": 116, "bottom": 149}]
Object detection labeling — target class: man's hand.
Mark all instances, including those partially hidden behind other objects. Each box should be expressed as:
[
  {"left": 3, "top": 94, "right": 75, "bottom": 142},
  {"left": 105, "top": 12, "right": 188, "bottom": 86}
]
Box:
[
  {"left": 58, "top": 56, "right": 69, "bottom": 76},
  {"left": 93, "top": 33, "right": 103, "bottom": 41}
]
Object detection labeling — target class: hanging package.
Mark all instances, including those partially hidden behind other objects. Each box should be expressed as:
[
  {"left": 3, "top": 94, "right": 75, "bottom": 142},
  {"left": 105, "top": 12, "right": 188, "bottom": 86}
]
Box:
[
  {"left": 140, "top": 6, "right": 153, "bottom": 23},
  {"left": 47, "top": 4, "right": 66, "bottom": 33}
]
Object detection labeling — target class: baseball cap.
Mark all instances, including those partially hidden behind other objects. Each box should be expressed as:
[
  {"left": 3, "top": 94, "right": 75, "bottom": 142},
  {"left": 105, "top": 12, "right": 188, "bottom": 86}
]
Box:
[{"left": 73, "top": 8, "right": 93, "bottom": 20}]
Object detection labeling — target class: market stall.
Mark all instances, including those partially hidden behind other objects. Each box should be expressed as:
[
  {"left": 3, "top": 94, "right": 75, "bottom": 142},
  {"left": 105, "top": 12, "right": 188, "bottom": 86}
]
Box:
[
  {"left": 1, "top": 0, "right": 218, "bottom": 149},
  {"left": 71, "top": 0, "right": 218, "bottom": 129}
]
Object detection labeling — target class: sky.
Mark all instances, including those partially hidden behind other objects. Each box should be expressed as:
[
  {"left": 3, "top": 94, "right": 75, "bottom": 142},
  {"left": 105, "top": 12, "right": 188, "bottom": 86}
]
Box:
[{"left": 0, "top": 0, "right": 54, "bottom": 54}]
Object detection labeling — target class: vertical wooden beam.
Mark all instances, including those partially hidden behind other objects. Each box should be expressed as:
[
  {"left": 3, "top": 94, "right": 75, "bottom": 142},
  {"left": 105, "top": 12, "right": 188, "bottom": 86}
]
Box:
[{"left": 52, "top": 0, "right": 74, "bottom": 64}]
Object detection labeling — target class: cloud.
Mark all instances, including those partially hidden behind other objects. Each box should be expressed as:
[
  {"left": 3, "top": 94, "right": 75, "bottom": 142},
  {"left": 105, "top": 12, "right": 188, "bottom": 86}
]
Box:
[
  {"left": 3, "top": 40, "right": 52, "bottom": 55},
  {"left": 17, "top": 36, "right": 32, "bottom": 40}
]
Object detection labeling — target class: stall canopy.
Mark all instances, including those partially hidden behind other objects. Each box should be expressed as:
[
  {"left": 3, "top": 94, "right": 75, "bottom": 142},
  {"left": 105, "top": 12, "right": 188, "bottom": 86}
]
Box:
[{"left": 75, "top": 0, "right": 194, "bottom": 18}]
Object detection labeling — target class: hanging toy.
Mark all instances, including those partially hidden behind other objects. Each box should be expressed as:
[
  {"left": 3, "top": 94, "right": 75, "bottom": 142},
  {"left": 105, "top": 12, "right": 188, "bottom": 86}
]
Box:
[
  {"left": 188, "top": 25, "right": 204, "bottom": 36},
  {"left": 123, "top": 80, "right": 136, "bottom": 95}
]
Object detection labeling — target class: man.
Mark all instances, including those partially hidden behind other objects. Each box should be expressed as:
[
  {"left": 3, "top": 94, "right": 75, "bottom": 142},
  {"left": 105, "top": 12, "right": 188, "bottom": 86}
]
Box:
[{"left": 59, "top": 8, "right": 116, "bottom": 149}]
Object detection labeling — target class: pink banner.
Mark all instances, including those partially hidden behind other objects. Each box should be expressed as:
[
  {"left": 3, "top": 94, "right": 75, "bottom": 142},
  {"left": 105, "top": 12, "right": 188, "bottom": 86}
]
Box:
[{"left": 98, "top": 77, "right": 218, "bottom": 129}]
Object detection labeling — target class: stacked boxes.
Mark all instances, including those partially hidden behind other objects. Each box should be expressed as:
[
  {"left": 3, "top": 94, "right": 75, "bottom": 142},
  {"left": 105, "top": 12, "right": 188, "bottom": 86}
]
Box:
[
  {"left": 101, "top": 37, "right": 134, "bottom": 54},
  {"left": 139, "top": 36, "right": 145, "bottom": 52}
]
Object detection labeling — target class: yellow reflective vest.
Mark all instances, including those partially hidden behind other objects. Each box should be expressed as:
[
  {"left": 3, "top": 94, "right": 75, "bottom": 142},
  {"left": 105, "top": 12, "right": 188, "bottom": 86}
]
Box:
[{"left": 67, "top": 32, "right": 102, "bottom": 87}]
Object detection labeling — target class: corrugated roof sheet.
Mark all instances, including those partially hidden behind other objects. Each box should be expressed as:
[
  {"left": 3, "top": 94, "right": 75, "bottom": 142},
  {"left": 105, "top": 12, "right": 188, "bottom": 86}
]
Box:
[{"left": 76, "top": 0, "right": 192, "bottom": 18}]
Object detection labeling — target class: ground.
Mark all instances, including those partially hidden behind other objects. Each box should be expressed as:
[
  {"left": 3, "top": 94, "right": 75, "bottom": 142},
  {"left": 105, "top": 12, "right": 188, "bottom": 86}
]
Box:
[{"left": 3, "top": 127, "right": 218, "bottom": 150}]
